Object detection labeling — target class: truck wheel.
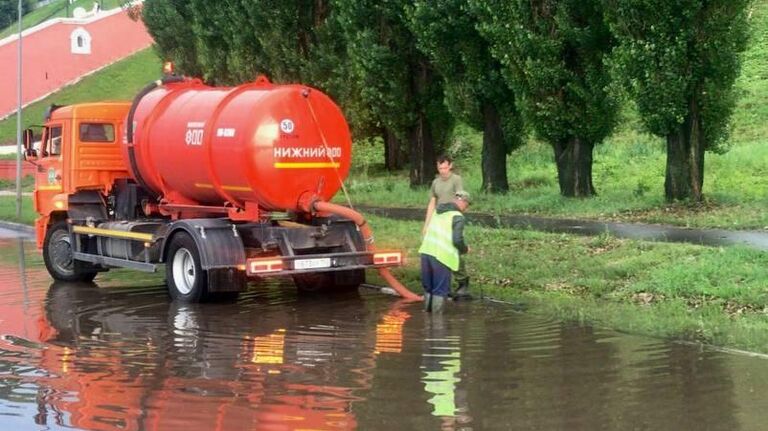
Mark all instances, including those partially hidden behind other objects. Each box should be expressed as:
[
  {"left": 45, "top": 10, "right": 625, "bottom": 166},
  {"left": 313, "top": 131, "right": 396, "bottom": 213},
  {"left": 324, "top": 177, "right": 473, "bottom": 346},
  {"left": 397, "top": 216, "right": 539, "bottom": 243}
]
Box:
[
  {"left": 166, "top": 232, "right": 209, "bottom": 303},
  {"left": 293, "top": 272, "right": 332, "bottom": 293},
  {"left": 43, "top": 221, "right": 97, "bottom": 283},
  {"left": 293, "top": 269, "right": 364, "bottom": 293}
]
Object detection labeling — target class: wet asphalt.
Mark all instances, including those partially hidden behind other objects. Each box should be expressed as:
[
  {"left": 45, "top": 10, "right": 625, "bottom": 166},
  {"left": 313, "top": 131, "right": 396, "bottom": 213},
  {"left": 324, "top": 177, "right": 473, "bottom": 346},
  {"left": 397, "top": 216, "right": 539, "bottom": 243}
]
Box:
[{"left": 1, "top": 232, "right": 768, "bottom": 430}]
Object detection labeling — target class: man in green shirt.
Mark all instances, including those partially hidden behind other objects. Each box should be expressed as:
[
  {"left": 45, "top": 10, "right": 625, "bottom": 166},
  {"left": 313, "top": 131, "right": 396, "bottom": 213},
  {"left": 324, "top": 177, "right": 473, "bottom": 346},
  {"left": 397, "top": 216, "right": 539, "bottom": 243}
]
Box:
[{"left": 422, "top": 155, "right": 471, "bottom": 300}]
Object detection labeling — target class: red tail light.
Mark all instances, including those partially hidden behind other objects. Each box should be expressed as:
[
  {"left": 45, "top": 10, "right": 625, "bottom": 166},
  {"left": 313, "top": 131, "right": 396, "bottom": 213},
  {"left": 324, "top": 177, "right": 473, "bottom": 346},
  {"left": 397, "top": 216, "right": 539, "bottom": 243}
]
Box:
[
  {"left": 373, "top": 252, "right": 402, "bottom": 265},
  {"left": 247, "top": 258, "right": 284, "bottom": 275}
]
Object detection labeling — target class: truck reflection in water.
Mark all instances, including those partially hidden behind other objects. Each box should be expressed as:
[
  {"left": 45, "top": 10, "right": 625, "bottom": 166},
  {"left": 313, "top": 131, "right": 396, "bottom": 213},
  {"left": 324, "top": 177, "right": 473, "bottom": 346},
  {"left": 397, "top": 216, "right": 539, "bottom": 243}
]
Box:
[{"left": 19, "top": 281, "right": 413, "bottom": 431}]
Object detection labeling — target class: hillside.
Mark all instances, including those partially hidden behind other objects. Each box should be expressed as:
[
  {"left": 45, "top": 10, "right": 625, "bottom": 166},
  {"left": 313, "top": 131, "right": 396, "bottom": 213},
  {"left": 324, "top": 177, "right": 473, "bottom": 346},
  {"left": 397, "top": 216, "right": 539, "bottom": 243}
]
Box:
[{"left": 0, "top": 47, "right": 160, "bottom": 145}]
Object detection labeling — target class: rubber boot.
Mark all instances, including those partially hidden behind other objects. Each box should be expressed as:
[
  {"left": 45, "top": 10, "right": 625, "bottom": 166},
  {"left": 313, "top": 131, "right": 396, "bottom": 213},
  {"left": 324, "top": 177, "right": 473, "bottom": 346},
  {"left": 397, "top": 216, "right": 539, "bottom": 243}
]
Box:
[
  {"left": 430, "top": 295, "right": 446, "bottom": 313},
  {"left": 424, "top": 293, "right": 433, "bottom": 312},
  {"left": 453, "top": 280, "right": 473, "bottom": 301}
]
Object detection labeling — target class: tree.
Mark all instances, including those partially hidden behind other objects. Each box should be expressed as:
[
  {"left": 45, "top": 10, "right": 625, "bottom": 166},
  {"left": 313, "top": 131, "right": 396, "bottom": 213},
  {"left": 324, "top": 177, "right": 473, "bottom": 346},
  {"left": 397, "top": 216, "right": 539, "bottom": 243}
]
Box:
[
  {"left": 142, "top": 0, "right": 204, "bottom": 79},
  {"left": 409, "top": 0, "right": 524, "bottom": 193},
  {"left": 232, "top": 1, "right": 382, "bottom": 150},
  {"left": 604, "top": 0, "right": 751, "bottom": 202},
  {"left": 334, "top": 0, "right": 453, "bottom": 186},
  {"left": 473, "top": 0, "right": 618, "bottom": 197},
  {"left": 0, "top": 0, "right": 33, "bottom": 30}
]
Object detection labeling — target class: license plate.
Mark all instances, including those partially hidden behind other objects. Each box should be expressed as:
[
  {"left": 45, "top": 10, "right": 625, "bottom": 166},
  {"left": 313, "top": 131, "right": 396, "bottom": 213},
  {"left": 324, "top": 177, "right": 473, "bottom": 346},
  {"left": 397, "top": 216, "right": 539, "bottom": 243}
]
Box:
[{"left": 294, "top": 258, "right": 331, "bottom": 270}]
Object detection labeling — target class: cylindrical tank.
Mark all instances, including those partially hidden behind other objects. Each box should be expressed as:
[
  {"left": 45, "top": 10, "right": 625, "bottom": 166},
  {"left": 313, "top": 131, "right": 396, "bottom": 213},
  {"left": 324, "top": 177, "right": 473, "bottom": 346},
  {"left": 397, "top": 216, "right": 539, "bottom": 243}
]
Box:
[{"left": 124, "top": 77, "right": 352, "bottom": 212}]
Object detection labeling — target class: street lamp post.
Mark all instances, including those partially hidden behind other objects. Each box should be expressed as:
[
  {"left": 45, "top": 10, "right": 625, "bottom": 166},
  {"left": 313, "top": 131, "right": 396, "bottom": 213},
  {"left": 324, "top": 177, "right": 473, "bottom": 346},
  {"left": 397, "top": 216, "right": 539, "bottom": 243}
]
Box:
[{"left": 15, "top": 0, "right": 23, "bottom": 220}]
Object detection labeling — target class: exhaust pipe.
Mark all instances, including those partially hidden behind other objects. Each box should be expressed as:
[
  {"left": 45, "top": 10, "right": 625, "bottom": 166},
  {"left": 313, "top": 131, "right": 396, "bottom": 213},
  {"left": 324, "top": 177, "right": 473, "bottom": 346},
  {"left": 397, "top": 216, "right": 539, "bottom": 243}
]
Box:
[{"left": 310, "top": 200, "right": 422, "bottom": 301}]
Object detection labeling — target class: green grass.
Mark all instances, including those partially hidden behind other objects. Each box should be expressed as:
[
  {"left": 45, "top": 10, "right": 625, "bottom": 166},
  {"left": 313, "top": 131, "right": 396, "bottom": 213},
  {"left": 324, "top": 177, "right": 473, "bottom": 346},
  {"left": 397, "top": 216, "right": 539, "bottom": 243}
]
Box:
[
  {"left": 0, "top": 0, "right": 125, "bottom": 40},
  {"left": 0, "top": 47, "right": 161, "bottom": 145},
  {"left": 369, "top": 214, "right": 768, "bottom": 352},
  {"left": 346, "top": 124, "right": 768, "bottom": 230},
  {"left": 0, "top": 174, "right": 34, "bottom": 191},
  {"left": 0, "top": 195, "right": 35, "bottom": 225}
]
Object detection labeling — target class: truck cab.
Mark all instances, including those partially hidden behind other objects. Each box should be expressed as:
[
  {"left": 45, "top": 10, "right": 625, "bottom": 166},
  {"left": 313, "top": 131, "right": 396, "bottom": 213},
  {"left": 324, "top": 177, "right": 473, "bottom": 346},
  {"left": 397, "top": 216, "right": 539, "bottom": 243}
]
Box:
[{"left": 28, "top": 103, "right": 131, "bottom": 249}]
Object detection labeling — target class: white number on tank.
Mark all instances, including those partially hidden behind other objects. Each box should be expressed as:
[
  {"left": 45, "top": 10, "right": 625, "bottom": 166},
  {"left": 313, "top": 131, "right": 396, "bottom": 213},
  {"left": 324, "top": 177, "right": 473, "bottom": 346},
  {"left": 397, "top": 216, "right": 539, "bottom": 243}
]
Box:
[
  {"left": 280, "top": 119, "right": 294, "bottom": 134},
  {"left": 185, "top": 127, "right": 204, "bottom": 146}
]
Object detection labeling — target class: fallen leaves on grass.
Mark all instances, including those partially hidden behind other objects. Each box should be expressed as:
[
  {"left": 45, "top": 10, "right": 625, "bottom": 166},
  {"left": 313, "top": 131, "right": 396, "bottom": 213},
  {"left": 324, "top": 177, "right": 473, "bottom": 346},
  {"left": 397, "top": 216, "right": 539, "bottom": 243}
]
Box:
[{"left": 632, "top": 292, "right": 663, "bottom": 306}]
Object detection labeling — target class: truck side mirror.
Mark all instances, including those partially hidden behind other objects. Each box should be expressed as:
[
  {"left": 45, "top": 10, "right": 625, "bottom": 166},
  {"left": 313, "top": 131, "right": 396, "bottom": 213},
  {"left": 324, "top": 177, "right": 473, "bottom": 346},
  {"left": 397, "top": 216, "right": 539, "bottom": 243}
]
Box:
[{"left": 22, "top": 128, "right": 38, "bottom": 161}]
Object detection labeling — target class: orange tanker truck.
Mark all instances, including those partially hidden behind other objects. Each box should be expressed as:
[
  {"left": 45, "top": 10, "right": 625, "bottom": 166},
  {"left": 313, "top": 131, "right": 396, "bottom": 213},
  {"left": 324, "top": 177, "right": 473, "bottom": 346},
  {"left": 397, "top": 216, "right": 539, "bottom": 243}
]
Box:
[{"left": 23, "top": 74, "right": 419, "bottom": 302}]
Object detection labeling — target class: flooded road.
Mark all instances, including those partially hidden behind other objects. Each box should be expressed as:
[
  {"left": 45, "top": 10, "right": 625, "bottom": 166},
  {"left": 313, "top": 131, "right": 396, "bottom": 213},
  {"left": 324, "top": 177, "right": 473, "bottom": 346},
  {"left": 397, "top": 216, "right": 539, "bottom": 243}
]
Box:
[{"left": 1, "top": 236, "right": 768, "bottom": 430}]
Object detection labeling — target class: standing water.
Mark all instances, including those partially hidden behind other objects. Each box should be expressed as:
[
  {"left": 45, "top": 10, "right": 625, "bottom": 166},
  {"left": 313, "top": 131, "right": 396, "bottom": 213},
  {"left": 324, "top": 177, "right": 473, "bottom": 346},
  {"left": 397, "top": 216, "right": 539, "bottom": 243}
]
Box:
[{"left": 0, "top": 236, "right": 767, "bottom": 430}]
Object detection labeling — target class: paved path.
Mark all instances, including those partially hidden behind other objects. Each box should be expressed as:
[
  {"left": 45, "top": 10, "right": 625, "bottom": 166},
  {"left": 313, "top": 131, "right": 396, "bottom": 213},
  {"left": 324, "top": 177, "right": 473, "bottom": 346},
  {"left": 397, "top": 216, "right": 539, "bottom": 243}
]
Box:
[
  {"left": 0, "top": 222, "right": 33, "bottom": 239},
  {"left": 359, "top": 205, "right": 768, "bottom": 251}
]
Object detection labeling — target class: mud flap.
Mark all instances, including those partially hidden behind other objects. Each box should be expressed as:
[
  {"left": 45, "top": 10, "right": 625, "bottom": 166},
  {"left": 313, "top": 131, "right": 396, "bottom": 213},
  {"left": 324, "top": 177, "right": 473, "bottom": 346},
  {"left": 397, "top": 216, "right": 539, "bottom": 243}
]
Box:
[{"left": 208, "top": 268, "right": 247, "bottom": 292}]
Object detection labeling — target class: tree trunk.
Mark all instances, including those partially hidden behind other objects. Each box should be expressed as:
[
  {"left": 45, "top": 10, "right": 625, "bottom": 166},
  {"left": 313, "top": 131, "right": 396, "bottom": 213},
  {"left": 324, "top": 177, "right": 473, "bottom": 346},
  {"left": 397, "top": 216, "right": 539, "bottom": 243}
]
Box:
[
  {"left": 664, "top": 97, "right": 704, "bottom": 202},
  {"left": 553, "top": 137, "right": 596, "bottom": 197},
  {"left": 408, "top": 113, "right": 436, "bottom": 187},
  {"left": 481, "top": 103, "right": 509, "bottom": 193},
  {"left": 408, "top": 60, "right": 437, "bottom": 187},
  {"left": 383, "top": 129, "right": 407, "bottom": 171}
]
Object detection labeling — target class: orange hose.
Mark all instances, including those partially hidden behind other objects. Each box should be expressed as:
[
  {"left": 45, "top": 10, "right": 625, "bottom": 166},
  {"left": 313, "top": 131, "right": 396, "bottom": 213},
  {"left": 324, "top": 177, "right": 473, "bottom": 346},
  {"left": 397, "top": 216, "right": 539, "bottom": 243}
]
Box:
[{"left": 310, "top": 200, "right": 423, "bottom": 302}]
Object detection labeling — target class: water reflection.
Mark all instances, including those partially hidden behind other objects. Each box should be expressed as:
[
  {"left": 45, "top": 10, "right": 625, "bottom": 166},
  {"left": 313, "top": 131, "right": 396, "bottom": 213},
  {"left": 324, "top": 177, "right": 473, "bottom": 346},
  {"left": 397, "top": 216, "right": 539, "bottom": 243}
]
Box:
[
  {"left": 36, "top": 282, "right": 375, "bottom": 430},
  {"left": 1, "top": 238, "right": 768, "bottom": 430},
  {"left": 421, "top": 314, "right": 469, "bottom": 429}
]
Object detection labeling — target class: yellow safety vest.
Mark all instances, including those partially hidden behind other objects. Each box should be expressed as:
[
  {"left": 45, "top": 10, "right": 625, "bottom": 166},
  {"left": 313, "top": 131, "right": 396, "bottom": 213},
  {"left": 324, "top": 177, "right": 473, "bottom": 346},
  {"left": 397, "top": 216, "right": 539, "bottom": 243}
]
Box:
[{"left": 419, "top": 210, "right": 461, "bottom": 271}]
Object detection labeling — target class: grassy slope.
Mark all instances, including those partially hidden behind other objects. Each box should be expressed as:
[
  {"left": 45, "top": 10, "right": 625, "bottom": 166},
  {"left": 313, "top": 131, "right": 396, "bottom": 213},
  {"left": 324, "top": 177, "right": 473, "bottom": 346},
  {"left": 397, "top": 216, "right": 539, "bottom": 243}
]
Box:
[
  {"left": 346, "top": 0, "right": 768, "bottom": 230},
  {"left": 0, "top": 47, "right": 161, "bottom": 144},
  {"left": 0, "top": 0, "right": 124, "bottom": 39}
]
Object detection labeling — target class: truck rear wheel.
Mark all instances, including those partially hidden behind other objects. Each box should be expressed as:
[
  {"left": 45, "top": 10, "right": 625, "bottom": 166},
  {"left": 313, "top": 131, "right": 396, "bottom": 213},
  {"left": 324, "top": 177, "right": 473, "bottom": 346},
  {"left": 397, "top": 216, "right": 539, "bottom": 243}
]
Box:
[
  {"left": 293, "top": 269, "right": 364, "bottom": 293},
  {"left": 166, "top": 232, "right": 209, "bottom": 303},
  {"left": 43, "top": 221, "right": 97, "bottom": 283}
]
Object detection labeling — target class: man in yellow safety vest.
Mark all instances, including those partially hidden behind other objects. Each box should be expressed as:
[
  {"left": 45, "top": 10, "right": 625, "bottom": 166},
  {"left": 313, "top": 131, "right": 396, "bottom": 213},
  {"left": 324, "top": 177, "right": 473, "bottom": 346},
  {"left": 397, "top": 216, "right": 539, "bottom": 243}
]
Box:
[{"left": 418, "top": 190, "right": 471, "bottom": 312}]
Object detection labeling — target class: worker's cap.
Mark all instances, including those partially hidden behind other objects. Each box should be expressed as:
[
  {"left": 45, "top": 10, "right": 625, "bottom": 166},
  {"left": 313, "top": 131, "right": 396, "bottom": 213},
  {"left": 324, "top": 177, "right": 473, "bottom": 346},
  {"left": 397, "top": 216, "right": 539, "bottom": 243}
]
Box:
[{"left": 454, "top": 190, "right": 471, "bottom": 204}]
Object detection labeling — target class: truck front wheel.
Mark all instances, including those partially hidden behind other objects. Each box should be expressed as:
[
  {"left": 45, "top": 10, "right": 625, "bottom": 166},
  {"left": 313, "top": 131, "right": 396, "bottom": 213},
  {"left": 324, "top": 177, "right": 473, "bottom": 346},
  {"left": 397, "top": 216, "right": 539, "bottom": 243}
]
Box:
[
  {"left": 43, "top": 221, "right": 97, "bottom": 283},
  {"left": 166, "top": 232, "right": 209, "bottom": 302}
]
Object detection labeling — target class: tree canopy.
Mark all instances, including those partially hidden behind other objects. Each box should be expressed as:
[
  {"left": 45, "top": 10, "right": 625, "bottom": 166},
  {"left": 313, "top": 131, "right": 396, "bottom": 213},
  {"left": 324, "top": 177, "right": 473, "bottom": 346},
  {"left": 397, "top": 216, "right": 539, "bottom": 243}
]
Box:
[
  {"left": 334, "top": 0, "right": 452, "bottom": 185},
  {"left": 604, "top": 0, "right": 752, "bottom": 201},
  {"left": 473, "top": 0, "right": 618, "bottom": 197}
]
